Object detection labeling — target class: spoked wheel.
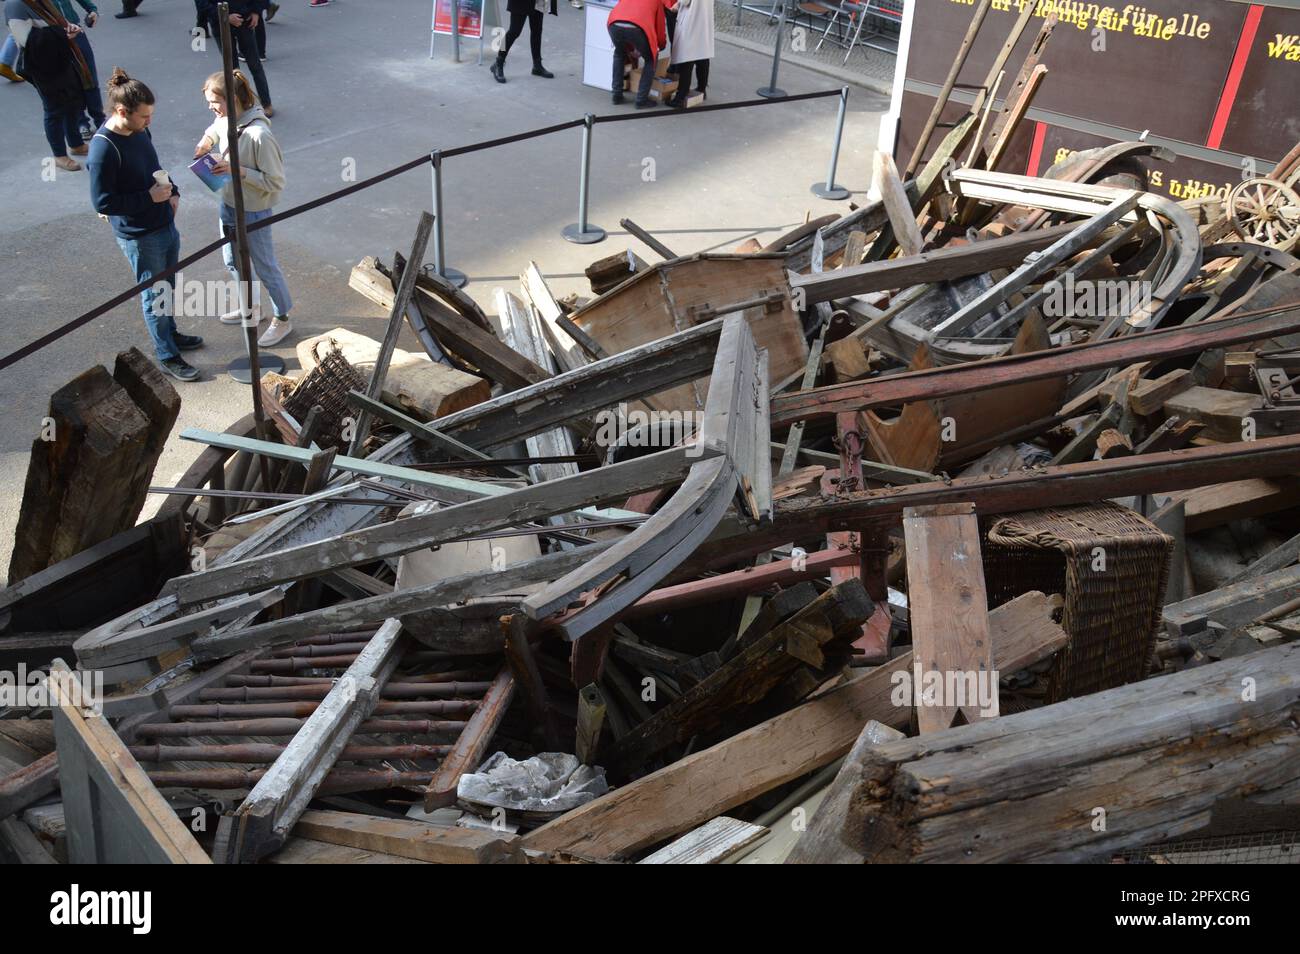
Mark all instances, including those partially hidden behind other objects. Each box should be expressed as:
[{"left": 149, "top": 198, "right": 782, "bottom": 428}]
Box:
[{"left": 1228, "top": 177, "right": 1300, "bottom": 251}]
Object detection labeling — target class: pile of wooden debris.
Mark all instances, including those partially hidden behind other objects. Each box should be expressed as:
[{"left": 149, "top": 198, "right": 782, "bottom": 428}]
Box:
[{"left": 4, "top": 89, "right": 1300, "bottom": 863}]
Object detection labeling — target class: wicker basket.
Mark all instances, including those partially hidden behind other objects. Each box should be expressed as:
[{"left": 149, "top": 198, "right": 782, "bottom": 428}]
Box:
[{"left": 983, "top": 502, "right": 1173, "bottom": 703}]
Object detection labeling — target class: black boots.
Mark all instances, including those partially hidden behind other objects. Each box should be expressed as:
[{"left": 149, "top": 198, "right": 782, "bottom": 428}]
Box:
[
  {"left": 490, "top": 52, "right": 506, "bottom": 83},
  {"left": 532, "top": 61, "right": 554, "bottom": 78}
]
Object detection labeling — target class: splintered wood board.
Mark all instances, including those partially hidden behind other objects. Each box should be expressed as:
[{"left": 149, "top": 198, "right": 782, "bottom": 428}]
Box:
[
  {"left": 902, "top": 503, "right": 996, "bottom": 733},
  {"left": 570, "top": 255, "right": 807, "bottom": 413}
]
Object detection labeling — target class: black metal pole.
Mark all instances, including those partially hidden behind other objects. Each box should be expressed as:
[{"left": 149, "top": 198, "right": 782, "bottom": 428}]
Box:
[{"left": 218, "top": 3, "right": 273, "bottom": 490}]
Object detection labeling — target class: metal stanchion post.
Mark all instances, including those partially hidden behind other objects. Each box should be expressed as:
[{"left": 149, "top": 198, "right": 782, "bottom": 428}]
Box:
[
  {"left": 562, "top": 114, "right": 607, "bottom": 245},
  {"left": 757, "top": 1, "right": 788, "bottom": 98},
  {"left": 811, "top": 86, "right": 851, "bottom": 200},
  {"left": 428, "top": 150, "right": 468, "bottom": 287},
  {"left": 451, "top": 0, "right": 461, "bottom": 62}
]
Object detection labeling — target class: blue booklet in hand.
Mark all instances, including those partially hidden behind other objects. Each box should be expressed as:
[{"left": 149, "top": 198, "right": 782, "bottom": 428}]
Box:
[{"left": 189, "top": 153, "right": 231, "bottom": 192}]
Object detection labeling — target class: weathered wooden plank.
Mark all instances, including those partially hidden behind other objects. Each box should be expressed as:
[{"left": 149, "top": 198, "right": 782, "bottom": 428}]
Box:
[
  {"left": 429, "top": 318, "right": 724, "bottom": 451},
  {"left": 49, "top": 659, "right": 211, "bottom": 864},
  {"left": 0, "top": 751, "right": 58, "bottom": 822},
  {"left": 873, "top": 151, "right": 924, "bottom": 256},
  {"left": 412, "top": 286, "right": 551, "bottom": 391},
  {"left": 292, "top": 809, "right": 525, "bottom": 864},
  {"left": 74, "top": 587, "right": 284, "bottom": 669},
  {"left": 902, "top": 503, "right": 995, "bottom": 732},
  {"left": 638, "top": 816, "right": 769, "bottom": 864},
  {"left": 784, "top": 720, "right": 905, "bottom": 864},
  {"left": 790, "top": 222, "right": 1078, "bottom": 305},
  {"left": 523, "top": 592, "right": 1066, "bottom": 859},
  {"left": 424, "top": 666, "right": 515, "bottom": 810},
  {"left": 170, "top": 444, "right": 703, "bottom": 607},
  {"left": 1162, "top": 564, "right": 1300, "bottom": 637},
  {"left": 221, "top": 619, "right": 406, "bottom": 863}
]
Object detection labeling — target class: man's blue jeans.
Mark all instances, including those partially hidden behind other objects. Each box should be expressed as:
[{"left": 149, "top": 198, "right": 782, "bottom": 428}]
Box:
[
  {"left": 220, "top": 205, "right": 292, "bottom": 318},
  {"left": 116, "top": 223, "right": 181, "bottom": 361}
]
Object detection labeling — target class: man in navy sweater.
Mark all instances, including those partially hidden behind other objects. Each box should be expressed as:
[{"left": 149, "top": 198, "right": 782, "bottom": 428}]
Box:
[{"left": 87, "top": 68, "right": 203, "bottom": 381}]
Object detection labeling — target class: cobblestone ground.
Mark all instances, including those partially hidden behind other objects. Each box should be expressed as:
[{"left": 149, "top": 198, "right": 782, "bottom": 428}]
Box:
[{"left": 714, "top": 0, "right": 897, "bottom": 91}]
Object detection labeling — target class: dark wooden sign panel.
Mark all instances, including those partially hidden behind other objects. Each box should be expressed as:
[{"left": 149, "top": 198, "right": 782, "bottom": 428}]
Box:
[{"left": 893, "top": 0, "right": 1299, "bottom": 198}]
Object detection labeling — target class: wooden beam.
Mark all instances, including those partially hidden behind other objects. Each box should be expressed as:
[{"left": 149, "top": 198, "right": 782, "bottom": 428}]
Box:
[
  {"left": 424, "top": 665, "right": 515, "bottom": 810},
  {"left": 412, "top": 285, "right": 551, "bottom": 391},
  {"left": 873, "top": 151, "right": 924, "bottom": 256},
  {"left": 1162, "top": 564, "right": 1300, "bottom": 637},
  {"left": 623, "top": 546, "right": 860, "bottom": 618},
  {"left": 785, "top": 720, "right": 905, "bottom": 864},
  {"left": 221, "top": 619, "right": 407, "bottom": 863},
  {"left": 771, "top": 303, "right": 1300, "bottom": 426},
  {"left": 349, "top": 214, "right": 434, "bottom": 455},
  {"left": 638, "top": 816, "right": 768, "bottom": 864},
  {"left": 842, "top": 643, "right": 1300, "bottom": 863},
  {"left": 902, "top": 503, "right": 995, "bottom": 732},
  {"left": 0, "top": 752, "right": 58, "bottom": 822},
  {"left": 790, "top": 222, "right": 1079, "bottom": 305},
  {"left": 292, "top": 809, "right": 525, "bottom": 864},
  {"left": 523, "top": 591, "right": 1066, "bottom": 860}
]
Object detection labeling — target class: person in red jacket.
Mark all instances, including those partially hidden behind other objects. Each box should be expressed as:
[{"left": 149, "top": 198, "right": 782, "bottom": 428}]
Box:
[{"left": 607, "top": 0, "right": 673, "bottom": 108}]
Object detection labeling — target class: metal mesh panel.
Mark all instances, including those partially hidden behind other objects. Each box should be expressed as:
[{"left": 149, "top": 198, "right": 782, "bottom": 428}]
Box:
[
  {"left": 1103, "top": 830, "right": 1300, "bottom": 864},
  {"left": 282, "top": 343, "right": 367, "bottom": 451}
]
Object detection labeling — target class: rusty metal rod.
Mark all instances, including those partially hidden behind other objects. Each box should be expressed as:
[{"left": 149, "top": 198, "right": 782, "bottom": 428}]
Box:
[
  {"left": 168, "top": 699, "right": 479, "bottom": 719},
  {"left": 147, "top": 767, "right": 435, "bottom": 793},
  {"left": 130, "top": 742, "right": 452, "bottom": 763},
  {"left": 269, "top": 641, "right": 373, "bottom": 658},
  {"left": 249, "top": 650, "right": 456, "bottom": 673},
  {"left": 225, "top": 670, "right": 488, "bottom": 687},
  {"left": 197, "top": 681, "right": 492, "bottom": 702},
  {"left": 136, "top": 717, "right": 467, "bottom": 738}
]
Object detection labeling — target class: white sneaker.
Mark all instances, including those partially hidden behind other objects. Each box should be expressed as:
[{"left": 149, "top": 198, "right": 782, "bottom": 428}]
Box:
[
  {"left": 258, "top": 317, "right": 292, "bottom": 347},
  {"left": 220, "top": 305, "right": 261, "bottom": 326}
]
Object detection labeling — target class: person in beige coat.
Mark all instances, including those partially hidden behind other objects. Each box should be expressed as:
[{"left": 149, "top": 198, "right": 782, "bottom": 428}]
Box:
[{"left": 194, "top": 68, "right": 293, "bottom": 346}]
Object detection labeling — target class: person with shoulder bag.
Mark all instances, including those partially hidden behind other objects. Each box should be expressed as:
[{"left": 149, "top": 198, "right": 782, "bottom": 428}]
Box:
[
  {"left": 5, "top": 0, "right": 92, "bottom": 170},
  {"left": 195, "top": 68, "right": 294, "bottom": 347},
  {"left": 87, "top": 69, "right": 204, "bottom": 381}
]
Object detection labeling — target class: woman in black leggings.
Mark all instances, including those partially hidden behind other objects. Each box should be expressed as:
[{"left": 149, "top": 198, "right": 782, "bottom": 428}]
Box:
[{"left": 490, "top": 0, "right": 556, "bottom": 82}]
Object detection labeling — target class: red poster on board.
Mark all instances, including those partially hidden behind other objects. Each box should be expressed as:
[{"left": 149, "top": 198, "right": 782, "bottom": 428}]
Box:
[{"left": 434, "top": 0, "right": 484, "bottom": 39}]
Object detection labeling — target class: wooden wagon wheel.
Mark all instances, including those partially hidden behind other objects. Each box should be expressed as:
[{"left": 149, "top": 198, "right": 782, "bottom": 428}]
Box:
[{"left": 1228, "top": 177, "right": 1300, "bottom": 251}]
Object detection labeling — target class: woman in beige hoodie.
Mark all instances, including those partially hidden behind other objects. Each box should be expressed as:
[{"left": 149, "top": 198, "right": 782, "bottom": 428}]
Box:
[{"left": 194, "top": 69, "right": 293, "bottom": 347}]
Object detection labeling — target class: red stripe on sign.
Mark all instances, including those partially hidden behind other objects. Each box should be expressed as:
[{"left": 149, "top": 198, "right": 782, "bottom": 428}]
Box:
[
  {"left": 1206, "top": 3, "right": 1264, "bottom": 151},
  {"left": 1026, "top": 121, "right": 1047, "bottom": 176}
]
